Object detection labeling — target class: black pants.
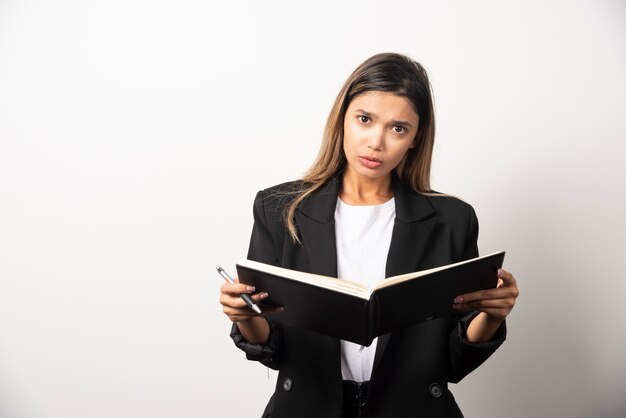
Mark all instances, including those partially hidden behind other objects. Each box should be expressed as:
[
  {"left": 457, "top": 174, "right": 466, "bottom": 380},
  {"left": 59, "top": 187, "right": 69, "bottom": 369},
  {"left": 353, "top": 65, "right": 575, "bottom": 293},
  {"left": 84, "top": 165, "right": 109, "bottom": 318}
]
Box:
[{"left": 342, "top": 380, "right": 371, "bottom": 418}]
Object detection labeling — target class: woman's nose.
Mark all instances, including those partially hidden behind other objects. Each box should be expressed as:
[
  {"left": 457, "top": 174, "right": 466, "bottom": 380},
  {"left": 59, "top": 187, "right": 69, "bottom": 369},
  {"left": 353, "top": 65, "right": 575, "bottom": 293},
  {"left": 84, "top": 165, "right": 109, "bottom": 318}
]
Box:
[{"left": 366, "top": 129, "right": 384, "bottom": 151}]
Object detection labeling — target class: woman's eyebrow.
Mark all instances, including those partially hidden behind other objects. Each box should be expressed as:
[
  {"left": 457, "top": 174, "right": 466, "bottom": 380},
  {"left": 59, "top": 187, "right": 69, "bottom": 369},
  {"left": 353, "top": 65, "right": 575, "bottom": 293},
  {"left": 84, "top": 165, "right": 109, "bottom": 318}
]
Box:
[{"left": 354, "top": 108, "right": 414, "bottom": 128}]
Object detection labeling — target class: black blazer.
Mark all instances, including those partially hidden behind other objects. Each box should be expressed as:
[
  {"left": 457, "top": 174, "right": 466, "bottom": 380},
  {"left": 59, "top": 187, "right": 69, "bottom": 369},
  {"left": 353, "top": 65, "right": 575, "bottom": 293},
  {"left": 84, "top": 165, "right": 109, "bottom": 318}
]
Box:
[{"left": 231, "top": 173, "right": 506, "bottom": 418}]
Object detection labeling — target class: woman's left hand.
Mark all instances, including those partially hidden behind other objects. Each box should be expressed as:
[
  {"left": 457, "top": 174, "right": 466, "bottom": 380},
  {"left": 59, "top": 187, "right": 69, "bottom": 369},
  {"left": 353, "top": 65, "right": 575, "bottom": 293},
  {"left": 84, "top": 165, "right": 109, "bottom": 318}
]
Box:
[{"left": 453, "top": 268, "right": 519, "bottom": 322}]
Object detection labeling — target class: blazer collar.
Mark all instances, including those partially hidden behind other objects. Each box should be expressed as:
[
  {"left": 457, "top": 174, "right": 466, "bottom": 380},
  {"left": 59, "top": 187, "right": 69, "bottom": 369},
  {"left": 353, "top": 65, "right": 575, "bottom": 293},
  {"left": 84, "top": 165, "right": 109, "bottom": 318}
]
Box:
[
  {"left": 294, "top": 171, "right": 438, "bottom": 279},
  {"left": 297, "top": 171, "right": 435, "bottom": 225},
  {"left": 296, "top": 174, "right": 342, "bottom": 225}
]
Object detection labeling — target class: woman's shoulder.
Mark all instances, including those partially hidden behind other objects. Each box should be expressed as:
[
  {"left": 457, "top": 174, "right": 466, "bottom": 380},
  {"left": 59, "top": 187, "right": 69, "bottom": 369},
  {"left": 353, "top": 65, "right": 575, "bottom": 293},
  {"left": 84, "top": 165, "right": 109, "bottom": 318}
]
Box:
[
  {"left": 259, "top": 179, "right": 307, "bottom": 195},
  {"left": 422, "top": 190, "right": 478, "bottom": 222},
  {"left": 253, "top": 179, "right": 307, "bottom": 213}
]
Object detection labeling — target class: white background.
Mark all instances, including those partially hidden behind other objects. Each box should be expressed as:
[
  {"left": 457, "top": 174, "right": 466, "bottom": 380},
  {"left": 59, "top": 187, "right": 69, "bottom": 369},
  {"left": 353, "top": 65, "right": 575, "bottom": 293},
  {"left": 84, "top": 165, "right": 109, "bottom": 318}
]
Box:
[{"left": 1, "top": 1, "right": 625, "bottom": 417}]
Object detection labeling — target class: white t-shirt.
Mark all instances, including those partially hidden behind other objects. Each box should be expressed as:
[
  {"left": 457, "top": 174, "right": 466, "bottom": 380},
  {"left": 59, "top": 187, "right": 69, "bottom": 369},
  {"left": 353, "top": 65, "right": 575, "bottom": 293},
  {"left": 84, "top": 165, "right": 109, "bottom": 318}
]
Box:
[{"left": 334, "top": 196, "right": 395, "bottom": 382}]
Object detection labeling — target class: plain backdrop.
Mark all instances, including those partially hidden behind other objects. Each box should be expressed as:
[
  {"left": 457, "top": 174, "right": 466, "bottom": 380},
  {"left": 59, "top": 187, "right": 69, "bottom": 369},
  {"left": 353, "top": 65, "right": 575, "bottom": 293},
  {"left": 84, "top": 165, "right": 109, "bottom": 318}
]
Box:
[{"left": 1, "top": 1, "right": 625, "bottom": 417}]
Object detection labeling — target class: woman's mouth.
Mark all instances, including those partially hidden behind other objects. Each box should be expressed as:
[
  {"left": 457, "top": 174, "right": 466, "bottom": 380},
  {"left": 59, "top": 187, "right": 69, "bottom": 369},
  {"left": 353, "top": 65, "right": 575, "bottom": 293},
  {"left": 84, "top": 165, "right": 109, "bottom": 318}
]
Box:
[{"left": 359, "top": 156, "right": 383, "bottom": 169}]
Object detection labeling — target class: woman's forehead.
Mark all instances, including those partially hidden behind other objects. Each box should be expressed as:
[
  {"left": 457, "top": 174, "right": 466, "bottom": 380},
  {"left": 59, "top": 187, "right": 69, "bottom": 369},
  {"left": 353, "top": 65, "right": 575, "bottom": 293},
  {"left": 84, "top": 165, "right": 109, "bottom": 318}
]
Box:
[{"left": 348, "top": 91, "right": 419, "bottom": 121}]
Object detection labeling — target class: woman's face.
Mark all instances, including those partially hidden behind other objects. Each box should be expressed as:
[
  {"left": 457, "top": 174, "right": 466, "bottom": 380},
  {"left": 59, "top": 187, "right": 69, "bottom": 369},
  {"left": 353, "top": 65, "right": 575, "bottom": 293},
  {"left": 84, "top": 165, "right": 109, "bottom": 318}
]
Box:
[{"left": 343, "top": 91, "right": 420, "bottom": 182}]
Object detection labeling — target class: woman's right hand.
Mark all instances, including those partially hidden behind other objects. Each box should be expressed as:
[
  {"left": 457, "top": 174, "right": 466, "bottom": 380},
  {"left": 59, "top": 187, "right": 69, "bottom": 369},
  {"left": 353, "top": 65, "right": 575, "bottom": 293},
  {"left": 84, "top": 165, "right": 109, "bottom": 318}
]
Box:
[
  {"left": 220, "top": 277, "right": 282, "bottom": 344},
  {"left": 219, "top": 278, "right": 279, "bottom": 322}
]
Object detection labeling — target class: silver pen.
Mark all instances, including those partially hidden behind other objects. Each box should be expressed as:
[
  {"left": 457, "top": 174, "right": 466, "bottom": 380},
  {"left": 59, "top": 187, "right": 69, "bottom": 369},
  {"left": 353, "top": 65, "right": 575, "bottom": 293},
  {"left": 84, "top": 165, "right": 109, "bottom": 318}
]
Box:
[{"left": 216, "top": 265, "right": 262, "bottom": 314}]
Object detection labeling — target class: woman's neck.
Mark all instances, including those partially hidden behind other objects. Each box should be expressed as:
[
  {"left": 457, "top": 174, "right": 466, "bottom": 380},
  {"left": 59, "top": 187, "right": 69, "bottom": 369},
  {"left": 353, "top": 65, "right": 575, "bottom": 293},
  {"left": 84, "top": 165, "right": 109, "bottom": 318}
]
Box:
[{"left": 339, "top": 170, "right": 393, "bottom": 206}]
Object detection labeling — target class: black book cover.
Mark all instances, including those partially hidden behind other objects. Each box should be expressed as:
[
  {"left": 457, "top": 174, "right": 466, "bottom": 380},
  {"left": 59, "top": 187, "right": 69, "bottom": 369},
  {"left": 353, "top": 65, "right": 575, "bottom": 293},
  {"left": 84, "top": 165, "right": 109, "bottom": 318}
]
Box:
[{"left": 236, "top": 251, "right": 505, "bottom": 345}]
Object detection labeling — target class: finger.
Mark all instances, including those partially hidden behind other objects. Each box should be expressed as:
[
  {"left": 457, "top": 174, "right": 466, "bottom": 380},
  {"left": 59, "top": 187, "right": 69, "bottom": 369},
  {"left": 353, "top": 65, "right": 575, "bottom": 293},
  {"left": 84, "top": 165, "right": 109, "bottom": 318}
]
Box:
[
  {"left": 220, "top": 292, "right": 253, "bottom": 309},
  {"left": 220, "top": 281, "right": 256, "bottom": 296},
  {"left": 260, "top": 306, "right": 284, "bottom": 315},
  {"left": 456, "top": 277, "right": 519, "bottom": 303},
  {"left": 221, "top": 292, "right": 267, "bottom": 309},
  {"left": 494, "top": 271, "right": 520, "bottom": 299},
  {"left": 251, "top": 292, "right": 270, "bottom": 303},
  {"left": 220, "top": 293, "right": 247, "bottom": 309},
  {"left": 453, "top": 297, "right": 516, "bottom": 310},
  {"left": 454, "top": 287, "right": 508, "bottom": 304},
  {"left": 498, "top": 269, "right": 516, "bottom": 284},
  {"left": 223, "top": 303, "right": 284, "bottom": 321},
  {"left": 222, "top": 305, "right": 261, "bottom": 320}
]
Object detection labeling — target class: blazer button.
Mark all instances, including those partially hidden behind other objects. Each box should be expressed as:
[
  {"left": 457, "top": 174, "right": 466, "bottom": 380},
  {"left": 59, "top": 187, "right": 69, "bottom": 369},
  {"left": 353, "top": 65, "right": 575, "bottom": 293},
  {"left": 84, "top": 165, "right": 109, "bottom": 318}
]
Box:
[
  {"left": 429, "top": 383, "right": 443, "bottom": 398},
  {"left": 283, "top": 377, "right": 293, "bottom": 392}
]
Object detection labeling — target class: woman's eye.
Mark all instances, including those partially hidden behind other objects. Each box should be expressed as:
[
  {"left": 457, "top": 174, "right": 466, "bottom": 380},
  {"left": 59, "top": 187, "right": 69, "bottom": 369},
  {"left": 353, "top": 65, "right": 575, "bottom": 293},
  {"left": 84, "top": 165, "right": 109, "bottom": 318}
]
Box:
[
  {"left": 358, "top": 115, "right": 370, "bottom": 123},
  {"left": 393, "top": 126, "right": 405, "bottom": 133}
]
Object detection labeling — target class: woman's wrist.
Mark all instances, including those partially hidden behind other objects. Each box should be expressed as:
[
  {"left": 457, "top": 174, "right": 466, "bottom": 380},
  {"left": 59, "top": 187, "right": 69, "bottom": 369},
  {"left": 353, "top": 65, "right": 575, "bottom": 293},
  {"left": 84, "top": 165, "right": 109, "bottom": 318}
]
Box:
[
  {"left": 236, "top": 316, "right": 270, "bottom": 345},
  {"left": 465, "top": 312, "right": 503, "bottom": 343}
]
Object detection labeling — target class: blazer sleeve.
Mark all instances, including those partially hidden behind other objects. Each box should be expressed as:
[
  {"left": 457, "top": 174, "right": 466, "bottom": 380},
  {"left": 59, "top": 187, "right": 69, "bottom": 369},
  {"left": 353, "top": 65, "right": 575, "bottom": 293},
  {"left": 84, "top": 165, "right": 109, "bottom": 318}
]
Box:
[
  {"left": 229, "top": 189, "right": 283, "bottom": 370},
  {"left": 447, "top": 205, "right": 507, "bottom": 383}
]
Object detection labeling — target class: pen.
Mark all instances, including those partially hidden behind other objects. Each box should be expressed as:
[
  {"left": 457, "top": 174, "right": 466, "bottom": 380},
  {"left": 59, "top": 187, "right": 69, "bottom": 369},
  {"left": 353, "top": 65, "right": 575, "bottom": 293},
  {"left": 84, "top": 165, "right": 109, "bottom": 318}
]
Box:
[{"left": 216, "top": 265, "right": 262, "bottom": 314}]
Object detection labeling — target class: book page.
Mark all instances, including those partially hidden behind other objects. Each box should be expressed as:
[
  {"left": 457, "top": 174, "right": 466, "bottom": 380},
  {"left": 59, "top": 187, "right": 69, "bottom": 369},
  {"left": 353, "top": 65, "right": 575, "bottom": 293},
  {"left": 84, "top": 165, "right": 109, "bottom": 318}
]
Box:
[
  {"left": 237, "top": 259, "right": 371, "bottom": 299},
  {"left": 372, "top": 251, "right": 505, "bottom": 292}
]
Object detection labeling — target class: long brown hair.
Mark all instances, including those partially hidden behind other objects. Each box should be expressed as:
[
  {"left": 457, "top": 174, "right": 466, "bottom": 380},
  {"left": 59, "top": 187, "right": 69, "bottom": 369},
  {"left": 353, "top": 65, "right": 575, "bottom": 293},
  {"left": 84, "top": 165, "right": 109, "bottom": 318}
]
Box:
[{"left": 283, "top": 52, "right": 437, "bottom": 243}]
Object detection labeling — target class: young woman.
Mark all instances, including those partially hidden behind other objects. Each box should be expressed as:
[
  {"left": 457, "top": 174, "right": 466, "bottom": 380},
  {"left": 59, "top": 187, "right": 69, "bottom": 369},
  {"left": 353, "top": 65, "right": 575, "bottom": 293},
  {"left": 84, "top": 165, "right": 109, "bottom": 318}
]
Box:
[{"left": 219, "top": 53, "right": 519, "bottom": 418}]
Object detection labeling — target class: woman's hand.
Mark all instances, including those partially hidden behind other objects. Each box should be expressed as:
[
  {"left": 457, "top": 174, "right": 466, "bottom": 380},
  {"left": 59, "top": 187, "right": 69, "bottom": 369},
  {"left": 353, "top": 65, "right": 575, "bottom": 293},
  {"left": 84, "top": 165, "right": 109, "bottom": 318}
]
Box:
[
  {"left": 453, "top": 268, "right": 519, "bottom": 343},
  {"left": 220, "top": 278, "right": 279, "bottom": 322},
  {"left": 219, "top": 277, "right": 282, "bottom": 344},
  {"left": 453, "top": 268, "right": 519, "bottom": 320}
]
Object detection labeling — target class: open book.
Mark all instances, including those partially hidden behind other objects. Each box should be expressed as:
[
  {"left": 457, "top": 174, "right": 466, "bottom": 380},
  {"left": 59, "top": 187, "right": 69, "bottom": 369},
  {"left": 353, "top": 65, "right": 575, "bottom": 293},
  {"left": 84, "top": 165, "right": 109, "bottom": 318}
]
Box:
[{"left": 236, "top": 251, "right": 505, "bottom": 346}]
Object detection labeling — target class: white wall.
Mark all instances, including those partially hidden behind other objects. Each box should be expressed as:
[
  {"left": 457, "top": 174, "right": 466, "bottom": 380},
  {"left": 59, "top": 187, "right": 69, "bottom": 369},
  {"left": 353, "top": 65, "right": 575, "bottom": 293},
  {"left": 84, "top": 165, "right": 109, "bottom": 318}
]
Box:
[{"left": 1, "top": 1, "right": 624, "bottom": 417}]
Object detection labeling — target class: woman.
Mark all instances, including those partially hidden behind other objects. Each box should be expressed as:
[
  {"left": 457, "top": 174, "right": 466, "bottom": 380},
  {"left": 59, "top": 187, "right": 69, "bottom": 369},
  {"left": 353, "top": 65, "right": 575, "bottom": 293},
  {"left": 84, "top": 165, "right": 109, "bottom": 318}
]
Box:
[{"left": 220, "top": 52, "right": 519, "bottom": 418}]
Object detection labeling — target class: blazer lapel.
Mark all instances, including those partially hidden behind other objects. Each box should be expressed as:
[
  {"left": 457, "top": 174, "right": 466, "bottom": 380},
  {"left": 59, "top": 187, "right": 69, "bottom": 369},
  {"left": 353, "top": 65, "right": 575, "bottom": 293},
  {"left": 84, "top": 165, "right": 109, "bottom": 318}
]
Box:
[
  {"left": 371, "top": 174, "right": 438, "bottom": 379},
  {"left": 294, "top": 175, "right": 342, "bottom": 366},
  {"left": 294, "top": 175, "right": 341, "bottom": 278}
]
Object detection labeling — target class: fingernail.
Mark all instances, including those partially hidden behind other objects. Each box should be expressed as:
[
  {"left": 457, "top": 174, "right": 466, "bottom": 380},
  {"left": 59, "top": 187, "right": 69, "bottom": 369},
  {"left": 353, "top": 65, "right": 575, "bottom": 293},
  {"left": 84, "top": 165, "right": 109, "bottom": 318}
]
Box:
[
  {"left": 454, "top": 297, "right": 463, "bottom": 303},
  {"left": 497, "top": 269, "right": 503, "bottom": 277},
  {"left": 277, "top": 307, "right": 284, "bottom": 312},
  {"left": 246, "top": 286, "right": 255, "bottom": 292},
  {"left": 260, "top": 292, "right": 269, "bottom": 299},
  {"left": 453, "top": 304, "right": 462, "bottom": 309}
]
